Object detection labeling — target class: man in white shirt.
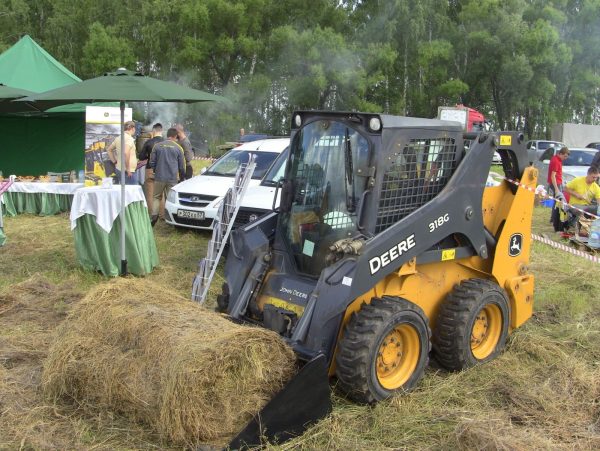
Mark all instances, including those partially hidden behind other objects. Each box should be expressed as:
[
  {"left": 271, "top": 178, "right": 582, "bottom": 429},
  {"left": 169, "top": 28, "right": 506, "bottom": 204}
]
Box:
[{"left": 107, "top": 121, "right": 138, "bottom": 185}]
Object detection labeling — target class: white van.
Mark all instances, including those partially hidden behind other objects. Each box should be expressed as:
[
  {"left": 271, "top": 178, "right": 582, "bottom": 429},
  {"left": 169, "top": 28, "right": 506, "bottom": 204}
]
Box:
[
  {"left": 233, "top": 147, "right": 288, "bottom": 228},
  {"left": 164, "top": 138, "right": 289, "bottom": 230}
]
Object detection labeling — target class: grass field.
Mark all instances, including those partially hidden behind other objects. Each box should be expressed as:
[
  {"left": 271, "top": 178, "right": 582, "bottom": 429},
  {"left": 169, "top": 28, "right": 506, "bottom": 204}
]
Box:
[{"left": 1, "top": 193, "right": 600, "bottom": 449}]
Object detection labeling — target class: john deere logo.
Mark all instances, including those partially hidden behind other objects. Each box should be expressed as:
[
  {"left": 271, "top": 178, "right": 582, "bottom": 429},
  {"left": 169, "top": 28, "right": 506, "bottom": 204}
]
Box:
[{"left": 509, "top": 233, "right": 523, "bottom": 257}]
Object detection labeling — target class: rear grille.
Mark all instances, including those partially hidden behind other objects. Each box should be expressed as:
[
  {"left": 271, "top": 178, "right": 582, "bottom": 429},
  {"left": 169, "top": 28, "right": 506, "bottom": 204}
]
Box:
[
  {"left": 376, "top": 137, "right": 457, "bottom": 233},
  {"left": 178, "top": 192, "right": 218, "bottom": 208},
  {"left": 173, "top": 214, "right": 214, "bottom": 228},
  {"left": 234, "top": 208, "right": 269, "bottom": 228}
]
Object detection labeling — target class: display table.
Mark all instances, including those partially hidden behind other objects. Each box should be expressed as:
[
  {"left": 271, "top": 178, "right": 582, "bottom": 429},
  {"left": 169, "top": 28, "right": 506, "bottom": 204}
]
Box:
[
  {"left": 70, "top": 185, "right": 159, "bottom": 276},
  {"left": 1, "top": 182, "right": 83, "bottom": 217}
]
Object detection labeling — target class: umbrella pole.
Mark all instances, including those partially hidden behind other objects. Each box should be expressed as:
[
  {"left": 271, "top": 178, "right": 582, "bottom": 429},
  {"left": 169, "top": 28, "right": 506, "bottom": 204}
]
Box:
[{"left": 119, "top": 100, "right": 127, "bottom": 276}]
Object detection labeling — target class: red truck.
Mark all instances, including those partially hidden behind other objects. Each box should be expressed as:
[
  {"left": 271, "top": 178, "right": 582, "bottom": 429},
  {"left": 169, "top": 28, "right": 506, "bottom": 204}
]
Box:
[{"left": 437, "top": 104, "right": 485, "bottom": 132}]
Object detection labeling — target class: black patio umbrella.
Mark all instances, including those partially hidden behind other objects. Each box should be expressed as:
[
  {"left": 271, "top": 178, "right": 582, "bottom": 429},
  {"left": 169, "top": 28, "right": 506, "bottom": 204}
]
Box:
[
  {"left": 0, "top": 83, "right": 39, "bottom": 113},
  {"left": 21, "top": 69, "right": 228, "bottom": 275}
]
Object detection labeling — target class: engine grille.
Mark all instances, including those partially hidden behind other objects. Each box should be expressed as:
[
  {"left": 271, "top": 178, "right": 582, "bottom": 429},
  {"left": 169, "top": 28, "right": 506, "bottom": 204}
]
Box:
[
  {"left": 233, "top": 208, "right": 269, "bottom": 228},
  {"left": 178, "top": 192, "right": 218, "bottom": 208}
]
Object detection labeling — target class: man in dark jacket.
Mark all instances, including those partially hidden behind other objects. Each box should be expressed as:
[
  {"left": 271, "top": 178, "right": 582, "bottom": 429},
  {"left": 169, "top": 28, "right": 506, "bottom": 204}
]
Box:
[
  {"left": 175, "top": 123, "right": 193, "bottom": 179},
  {"left": 140, "top": 123, "right": 163, "bottom": 208},
  {"left": 148, "top": 128, "right": 185, "bottom": 226}
]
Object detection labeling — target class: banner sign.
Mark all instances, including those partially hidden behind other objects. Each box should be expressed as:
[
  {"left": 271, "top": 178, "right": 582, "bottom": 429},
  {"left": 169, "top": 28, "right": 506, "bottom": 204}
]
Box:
[{"left": 85, "top": 106, "right": 132, "bottom": 184}]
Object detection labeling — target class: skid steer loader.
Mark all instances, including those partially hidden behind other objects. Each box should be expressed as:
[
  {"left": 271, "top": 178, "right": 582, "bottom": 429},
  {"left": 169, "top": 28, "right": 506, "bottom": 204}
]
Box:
[{"left": 222, "top": 111, "right": 536, "bottom": 448}]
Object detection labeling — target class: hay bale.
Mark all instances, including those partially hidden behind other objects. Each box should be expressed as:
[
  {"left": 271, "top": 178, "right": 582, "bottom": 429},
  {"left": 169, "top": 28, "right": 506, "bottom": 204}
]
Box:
[{"left": 41, "top": 279, "right": 296, "bottom": 447}]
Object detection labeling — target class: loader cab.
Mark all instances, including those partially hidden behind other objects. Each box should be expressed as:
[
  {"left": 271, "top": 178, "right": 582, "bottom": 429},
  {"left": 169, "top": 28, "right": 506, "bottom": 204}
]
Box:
[
  {"left": 279, "top": 116, "right": 371, "bottom": 276},
  {"left": 278, "top": 112, "right": 464, "bottom": 277}
]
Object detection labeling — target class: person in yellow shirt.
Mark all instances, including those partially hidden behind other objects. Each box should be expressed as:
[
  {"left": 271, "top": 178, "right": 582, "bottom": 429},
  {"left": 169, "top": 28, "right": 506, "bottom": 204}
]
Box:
[
  {"left": 107, "top": 121, "right": 138, "bottom": 185},
  {"left": 564, "top": 165, "right": 600, "bottom": 216}
]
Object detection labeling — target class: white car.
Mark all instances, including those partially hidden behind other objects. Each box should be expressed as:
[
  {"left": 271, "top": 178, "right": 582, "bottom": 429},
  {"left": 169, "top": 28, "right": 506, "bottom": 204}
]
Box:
[
  {"left": 165, "top": 138, "right": 289, "bottom": 230},
  {"left": 535, "top": 147, "right": 597, "bottom": 185},
  {"left": 233, "top": 147, "right": 288, "bottom": 228},
  {"left": 527, "top": 140, "right": 566, "bottom": 160}
]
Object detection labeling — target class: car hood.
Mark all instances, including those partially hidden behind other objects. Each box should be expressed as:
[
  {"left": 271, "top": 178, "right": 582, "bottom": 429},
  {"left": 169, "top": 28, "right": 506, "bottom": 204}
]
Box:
[
  {"left": 240, "top": 184, "right": 282, "bottom": 209},
  {"left": 172, "top": 175, "right": 259, "bottom": 196}
]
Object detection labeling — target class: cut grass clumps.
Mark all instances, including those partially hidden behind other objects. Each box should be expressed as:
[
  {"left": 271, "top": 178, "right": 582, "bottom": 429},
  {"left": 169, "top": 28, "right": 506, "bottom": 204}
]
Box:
[{"left": 41, "top": 278, "right": 296, "bottom": 448}]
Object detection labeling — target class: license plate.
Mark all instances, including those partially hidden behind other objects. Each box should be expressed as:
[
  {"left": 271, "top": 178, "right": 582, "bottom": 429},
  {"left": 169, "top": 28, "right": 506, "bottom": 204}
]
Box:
[{"left": 177, "top": 209, "right": 205, "bottom": 220}]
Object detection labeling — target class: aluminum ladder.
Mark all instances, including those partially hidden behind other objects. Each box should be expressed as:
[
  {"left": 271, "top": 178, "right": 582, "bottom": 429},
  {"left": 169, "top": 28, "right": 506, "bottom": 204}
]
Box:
[{"left": 191, "top": 155, "right": 256, "bottom": 303}]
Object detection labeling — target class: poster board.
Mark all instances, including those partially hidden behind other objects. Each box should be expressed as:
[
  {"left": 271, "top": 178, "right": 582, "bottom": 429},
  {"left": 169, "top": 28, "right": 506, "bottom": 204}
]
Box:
[
  {"left": 437, "top": 107, "right": 468, "bottom": 130},
  {"left": 85, "top": 106, "right": 132, "bottom": 184}
]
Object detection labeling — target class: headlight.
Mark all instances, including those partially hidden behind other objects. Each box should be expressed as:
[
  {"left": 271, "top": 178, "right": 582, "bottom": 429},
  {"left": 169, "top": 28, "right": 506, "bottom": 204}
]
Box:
[
  {"left": 167, "top": 189, "right": 177, "bottom": 204},
  {"left": 563, "top": 173, "right": 575, "bottom": 184},
  {"left": 368, "top": 117, "right": 382, "bottom": 132},
  {"left": 294, "top": 114, "right": 302, "bottom": 128}
]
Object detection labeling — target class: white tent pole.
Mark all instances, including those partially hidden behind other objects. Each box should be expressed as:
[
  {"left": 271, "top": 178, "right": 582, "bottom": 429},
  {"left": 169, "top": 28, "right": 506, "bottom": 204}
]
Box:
[{"left": 119, "top": 100, "right": 127, "bottom": 275}]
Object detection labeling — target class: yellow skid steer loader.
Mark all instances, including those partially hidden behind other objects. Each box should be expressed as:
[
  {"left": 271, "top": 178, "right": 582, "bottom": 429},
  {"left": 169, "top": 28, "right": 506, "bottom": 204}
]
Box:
[{"left": 220, "top": 111, "right": 536, "bottom": 448}]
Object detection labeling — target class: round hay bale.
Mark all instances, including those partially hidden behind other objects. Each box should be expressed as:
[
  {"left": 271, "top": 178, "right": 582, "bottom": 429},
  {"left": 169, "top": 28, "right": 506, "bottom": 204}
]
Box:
[{"left": 42, "top": 279, "right": 296, "bottom": 447}]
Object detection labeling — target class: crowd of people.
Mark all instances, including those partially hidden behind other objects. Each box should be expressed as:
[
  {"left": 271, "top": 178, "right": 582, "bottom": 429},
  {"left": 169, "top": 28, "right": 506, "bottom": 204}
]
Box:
[{"left": 107, "top": 121, "right": 194, "bottom": 227}]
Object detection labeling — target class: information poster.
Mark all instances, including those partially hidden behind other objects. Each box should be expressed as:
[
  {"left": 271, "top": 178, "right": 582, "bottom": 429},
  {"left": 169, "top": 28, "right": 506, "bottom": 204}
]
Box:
[{"left": 85, "top": 106, "right": 132, "bottom": 183}]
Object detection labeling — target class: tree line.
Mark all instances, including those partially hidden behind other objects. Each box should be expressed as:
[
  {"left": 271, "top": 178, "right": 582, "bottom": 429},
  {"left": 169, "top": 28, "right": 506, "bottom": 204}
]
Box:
[{"left": 1, "top": 0, "right": 599, "bottom": 149}]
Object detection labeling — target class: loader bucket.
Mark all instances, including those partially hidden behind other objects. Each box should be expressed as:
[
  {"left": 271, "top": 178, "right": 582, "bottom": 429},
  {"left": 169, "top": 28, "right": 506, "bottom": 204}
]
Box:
[{"left": 228, "top": 354, "right": 332, "bottom": 449}]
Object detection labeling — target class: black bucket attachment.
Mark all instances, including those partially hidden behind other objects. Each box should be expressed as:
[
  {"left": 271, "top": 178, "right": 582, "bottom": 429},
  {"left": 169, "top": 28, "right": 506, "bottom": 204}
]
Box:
[{"left": 228, "top": 354, "right": 332, "bottom": 450}]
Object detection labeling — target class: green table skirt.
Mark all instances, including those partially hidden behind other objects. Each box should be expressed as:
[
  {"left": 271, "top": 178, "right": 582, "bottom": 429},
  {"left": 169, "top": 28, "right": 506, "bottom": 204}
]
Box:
[
  {"left": 2, "top": 191, "right": 73, "bottom": 217},
  {"left": 73, "top": 201, "right": 159, "bottom": 276},
  {"left": 0, "top": 227, "right": 5, "bottom": 246}
]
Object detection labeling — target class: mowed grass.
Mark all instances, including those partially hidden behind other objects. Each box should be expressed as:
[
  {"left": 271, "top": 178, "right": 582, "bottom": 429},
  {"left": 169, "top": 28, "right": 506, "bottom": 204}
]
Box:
[{"left": 1, "top": 200, "right": 600, "bottom": 449}]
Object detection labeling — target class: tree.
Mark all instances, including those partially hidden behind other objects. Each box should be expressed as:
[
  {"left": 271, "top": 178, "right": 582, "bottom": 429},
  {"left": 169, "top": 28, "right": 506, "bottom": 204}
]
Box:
[{"left": 81, "top": 22, "right": 135, "bottom": 78}]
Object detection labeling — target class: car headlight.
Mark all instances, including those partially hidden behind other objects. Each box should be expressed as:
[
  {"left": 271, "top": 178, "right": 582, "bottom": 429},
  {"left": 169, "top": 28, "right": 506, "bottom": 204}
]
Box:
[
  {"left": 563, "top": 173, "right": 575, "bottom": 184},
  {"left": 167, "top": 189, "right": 177, "bottom": 204}
]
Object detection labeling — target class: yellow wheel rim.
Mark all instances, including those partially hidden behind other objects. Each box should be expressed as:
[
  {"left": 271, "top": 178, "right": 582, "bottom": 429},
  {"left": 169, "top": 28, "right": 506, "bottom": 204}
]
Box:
[
  {"left": 471, "top": 304, "right": 502, "bottom": 360},
  {"left": 376, "top": 324, "right": 420, "bottom": 390}
]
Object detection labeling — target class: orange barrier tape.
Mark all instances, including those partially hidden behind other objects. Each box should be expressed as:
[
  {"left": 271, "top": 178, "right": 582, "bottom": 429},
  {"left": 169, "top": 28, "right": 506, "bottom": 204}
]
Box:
[
  {"left": 490, "top": 172, "right": 599, "bottom": 220},
  {"left": 531, "top": 233, "right": 600, "bottom": 264}
]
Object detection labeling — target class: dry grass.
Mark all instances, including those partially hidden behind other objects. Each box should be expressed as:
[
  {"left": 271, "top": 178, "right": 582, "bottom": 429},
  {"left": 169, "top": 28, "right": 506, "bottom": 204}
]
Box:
[
  {"left": 1, "top": 205, "right": 600, "bottom": 450},
  {"left": 41, "top": 279, "right": 295, "bottom": 448}
]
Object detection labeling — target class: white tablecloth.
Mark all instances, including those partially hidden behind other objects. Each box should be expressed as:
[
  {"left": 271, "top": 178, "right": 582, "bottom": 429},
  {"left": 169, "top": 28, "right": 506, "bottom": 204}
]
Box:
[
  {"left": 8, "top": 182, "right": 84, "bottom": 194},
  {"left": 70, "top": 185, "right": 147, "bottom": 233}
]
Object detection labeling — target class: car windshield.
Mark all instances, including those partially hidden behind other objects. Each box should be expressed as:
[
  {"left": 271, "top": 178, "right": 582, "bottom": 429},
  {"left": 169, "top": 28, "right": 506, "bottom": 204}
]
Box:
[
  {"left": 261, "top": 147, "right": 289, "bottom": 186},
  {"left": 564, "top": 150, "right": 595, "bottom": 166},
  {"left": 538, "top": 141, "right": 564, "bottom": 150},
  {"left": 205, "top": 150, "right": 279, "bottom": 179}
]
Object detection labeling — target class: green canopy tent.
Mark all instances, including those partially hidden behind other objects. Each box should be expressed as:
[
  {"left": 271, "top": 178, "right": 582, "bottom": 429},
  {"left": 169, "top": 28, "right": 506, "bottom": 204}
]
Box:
[{"left": 0, "top": 35, "right": 86, "bottom": 176}]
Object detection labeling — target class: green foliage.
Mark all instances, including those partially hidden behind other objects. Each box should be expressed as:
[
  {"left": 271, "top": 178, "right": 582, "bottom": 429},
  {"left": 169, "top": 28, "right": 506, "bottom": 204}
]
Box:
[
  {"left": 81, "top": 23, "right": 135, "bottom": 78},
  {"left": 1, "top": 0, "right": 600, "bottom": 141}
]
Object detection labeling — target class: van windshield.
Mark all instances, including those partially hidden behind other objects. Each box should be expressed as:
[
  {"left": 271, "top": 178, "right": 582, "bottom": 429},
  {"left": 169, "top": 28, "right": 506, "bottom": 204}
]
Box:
[{"left": 261, "top": 148, "right": 289, "bottom": 186}]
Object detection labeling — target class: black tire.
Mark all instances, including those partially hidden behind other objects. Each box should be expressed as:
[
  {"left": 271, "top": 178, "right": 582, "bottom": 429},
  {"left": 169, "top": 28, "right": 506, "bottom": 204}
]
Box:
[
  {"left": 433, "top": 279, "right": 510, "bottom": 371},
  {"left": 335, "top": 296, "right": 430, "bottom": 404}
]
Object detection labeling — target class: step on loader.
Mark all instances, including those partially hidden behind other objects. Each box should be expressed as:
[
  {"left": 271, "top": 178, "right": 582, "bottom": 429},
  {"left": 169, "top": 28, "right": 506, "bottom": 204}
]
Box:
[{"left": 221, "top": 111, "right": 537, "bottom": 448}]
